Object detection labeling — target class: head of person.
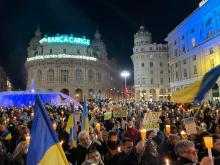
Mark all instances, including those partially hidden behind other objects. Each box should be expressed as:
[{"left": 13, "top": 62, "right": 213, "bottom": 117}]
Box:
[
  {"left": 127, "top": 120, "right": 134, "bottom": 129},
  {"left": 175, "top": 140, "right": 198, "bottom": 163},
  {"left": 0, "top": 120, "right": 6, "bottom": 132},
  {"left": 89, "top": 126, "right": 95, "bottom": 141},
  {"left": 122, "top": 138, "right": 133, "bottom": 154},
  {"left": 78, "top": 130, "right": 92, "bottom": 148},
  {"left": 108, "top": 131, "right": 118, "bottom": 142},
  {"left": 213, "top": 133, "right": 220, "bottom": 152},
  {"left": 168, "top": 134, "right": 180, "bottom": 146},
  {"left": 85, "top": 149, "right": 103, "bottom": 165}
]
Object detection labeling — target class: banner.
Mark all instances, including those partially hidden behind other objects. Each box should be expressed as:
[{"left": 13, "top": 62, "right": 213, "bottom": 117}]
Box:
[
  {"left": 104, "top": 111, "right": 112, "bottom": 120},
  {"left": 183, "top": 117, "right": 197, "bottom": 135},
  {"left": 113, "top": 107, "right": 128, "bottom": 118},
  {"left": 144, "top": 111, "right": 160, "bottom": 131}
]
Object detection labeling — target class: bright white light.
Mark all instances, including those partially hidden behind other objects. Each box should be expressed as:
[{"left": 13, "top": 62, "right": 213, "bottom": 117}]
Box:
[
  {"left": 120, "top": 71, "right": 130, "bottom": 78},
  {"left": 27, "top": 54, "right": 97, "bottom": 62}
]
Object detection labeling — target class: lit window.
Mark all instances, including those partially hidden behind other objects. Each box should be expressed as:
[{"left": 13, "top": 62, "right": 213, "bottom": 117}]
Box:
[{"left": 192, "top": 38, "right": 196, "bottom": 47}]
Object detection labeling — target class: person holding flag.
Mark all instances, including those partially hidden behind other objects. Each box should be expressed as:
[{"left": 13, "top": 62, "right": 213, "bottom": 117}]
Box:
[{"left": 26, "top": 95, "right": 69, "bottom": 165}]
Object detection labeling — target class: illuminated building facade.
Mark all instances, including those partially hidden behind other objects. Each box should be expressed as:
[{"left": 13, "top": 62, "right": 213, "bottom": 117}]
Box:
[
  {"left": 0, "top": 67, "right": 7, "bottom": 91},
  {"left": 166, "top": 0, "right": 220, "bottom": 100},
  {"left": 131, "top": 26, "right": 170, "bottom": 101},
  {"left": 26, "top": 27, "right": 121, "bottom": 101}
]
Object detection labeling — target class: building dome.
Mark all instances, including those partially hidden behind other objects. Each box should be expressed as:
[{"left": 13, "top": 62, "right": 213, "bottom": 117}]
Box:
[
  {"left": 134, "top": 25, "right": 152, "bottom": 44},
  {"left": 91, "top": 28, "right": 108, "bottom": 60}
]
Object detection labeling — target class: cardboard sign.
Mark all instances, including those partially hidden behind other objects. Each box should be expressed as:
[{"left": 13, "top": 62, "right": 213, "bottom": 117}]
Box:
[
  {"left": 113, "top": 107, "right": 128, "bottom": 118},
  {"left": 183, "top": 117, "right": 197, "bottom": 135},
  {"left": 144, "top": 111, "right": 160, "bottom": 131},
  {"left": 104, "top": 111, "right": 112, "bottom": 120}
]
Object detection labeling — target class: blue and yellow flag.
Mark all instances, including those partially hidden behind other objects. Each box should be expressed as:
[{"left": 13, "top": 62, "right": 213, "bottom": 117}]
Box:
[
  {"left": 26, "top": 95, "right": 68, "bottom": 165},
  {"left": 81, "top": 97, "right": 89, "bottom": 132},
  {"left": 1, "top": 130, "right": 12, "bottom": 140},
  {"left": 66, "top": 109, "right": 77, "bottom": 148},
  {"left": 172, "top": 65, "right": 220, "bottom": 103}
]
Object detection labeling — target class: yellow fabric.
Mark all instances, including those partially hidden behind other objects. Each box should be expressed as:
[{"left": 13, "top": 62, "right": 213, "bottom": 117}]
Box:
[
  {"left": 66, "top": 114, "right": 73, "bottom": 134},
  {"left": 171, "top": 79, "right": 203, "bottom": 103},
  {"left": 5, "top": 133, "right": 12, "bottom": 140},
  {"left": 38, "top": 144, "right": 69, "bottom": 165},
  {"left": 85, "top": 117, "right": 89, "bottom": 132}
]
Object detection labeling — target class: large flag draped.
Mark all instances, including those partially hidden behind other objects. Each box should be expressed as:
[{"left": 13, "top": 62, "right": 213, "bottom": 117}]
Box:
[
  {"left": 26, "top": 95, "right": 68, "bottom": 165},
  {"left": 81, "top": 97, "right": 89, "bottom": 132},
  {"left": 172, "top": 65, "right": 220, "bottom": 103}
]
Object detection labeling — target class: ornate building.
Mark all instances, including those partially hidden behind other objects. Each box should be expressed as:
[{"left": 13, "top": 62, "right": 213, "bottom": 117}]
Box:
[
  {"left": 25, "top": 27, "right": 121, "bottom": 101},
  {"left": 166, "top": 0, "right": 220, "bottom": 100},
  {"left": 131, "top": 26, "right": 169, "bottom": 101},
  {"left": 0, "top": 67, "right": 7, "bottom": 91}
]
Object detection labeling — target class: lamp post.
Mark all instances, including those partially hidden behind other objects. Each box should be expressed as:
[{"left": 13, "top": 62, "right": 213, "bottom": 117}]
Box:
[{"left": 120, "top": 71, "right": 130, "bottom": 99}]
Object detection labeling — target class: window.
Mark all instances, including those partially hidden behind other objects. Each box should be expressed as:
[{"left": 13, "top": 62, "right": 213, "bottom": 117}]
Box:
[
  {"left": 97, "top": 72, "right": 101, "bottom": 82},
  {"left": 151, "top": 78, "right": 154, "bottom": 84},
  {"left": 193, "top": 55, "right": 197, "bottom": 61},
  {"left": 182, "top": 35, "right": 185, "bottom": 40},
  {"left": 41, "top": 47, "right": 43, "bottom": 54},
  {"left": 182, "top": 45, "right": 185, "bottom": 52},
  {"left": 63, "top": 49, "right": 66, "bottom": 53},
  {"left": 160, "top": 78, "right": 163, "bottom": 84},
  {"left": 210, "top": 59, "right": 215, "bottom": 68},
  {"left": 192, "top": 38, "right": 196, "bottom": 47},
  {"left": 141, "top": 63, "right": 144, "bottom": 67},
  {"left": 175, "top": 63, "right": 178, "bottom": 68},
  {"left": 175, "top": 49, "right": 178, "bottom": 57},
  {"left": 50, "top": 49, "right": 52, "bottom": 54},
  {"left": 183, "top": 59, "right": 186, "bottom": 64},
  {"left": 75, "top": 69, "right": 82, "bottom": 83},
  {"left": 150, "top": 70, "right": 153, "bottom": 74},
  {"left": 47, "top": 69, "right": 54, "bottom": 82},
  {"left": 160, "top": 70, "right": 163, "bottom": 74},
  {"left": 194, "top": 65, "right": 197, "bottom": 74},
  {"left": 184, "top": 69, "right": 187, "bottom": 77},
  {"left": 61, "top": 70, "right": 68, "bottom": 82},
  {"left": 37, "top": 70, "right": 42, "bottom": 82},
  {"left": 149, "top": 47, "right": 152, "bottom": 51},
  {"left": 88, "top": 70, "right": 94, "bottom": 81},
  {"left": 209, "top": 47, "right": 214, "bottom": 54},
  {"left": 34, "top": 51, "right": 38, "bottom": 55},
  {"left": 141, "top": 48, "right": 144, "bottom": 52},
  {"left": 150, "top": 62, "right": 153, "bottom": 67},
  {"left": 77, "top": 50, "right": 80, "bottom": 54},
  {"left": 176, "top": 72, "right": 179, "bottom": 80},
  {"left": 160, "top": 62, "right": 163, "bottom": 67}
]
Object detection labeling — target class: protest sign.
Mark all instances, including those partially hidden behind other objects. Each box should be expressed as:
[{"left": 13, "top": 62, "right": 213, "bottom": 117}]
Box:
[
  {"left": 183, "top": 117, "right": 197, "bottom": 135},
  {"left": 104, "top": 111, "right": 112, "bottom": 120},
  {"left": 144, "top": 111, "right": 160, "bottom": 131},
  {"left": 113, "top": 107, "right": 128, "bottom": 118}
]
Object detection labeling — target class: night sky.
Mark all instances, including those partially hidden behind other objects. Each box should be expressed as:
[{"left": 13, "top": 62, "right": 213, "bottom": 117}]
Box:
[{"left": 0, "top": 0, "right": 200, "bottom": 89}]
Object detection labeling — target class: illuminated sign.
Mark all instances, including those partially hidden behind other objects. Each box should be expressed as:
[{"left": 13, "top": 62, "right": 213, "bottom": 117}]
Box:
[
  {"left": 199, "top": 0, "right": 208, "bottom": 7},
  {"left": 39, "top": 35, "right": 90, "bottom": 46},
  {"left": 27, "top": 54, "right": 97, "bottom": 62}
]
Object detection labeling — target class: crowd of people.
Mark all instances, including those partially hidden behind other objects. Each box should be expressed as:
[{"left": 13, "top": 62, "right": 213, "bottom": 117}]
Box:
[{"left": 0, "top": 100, "right": 220, "bottom": 165}]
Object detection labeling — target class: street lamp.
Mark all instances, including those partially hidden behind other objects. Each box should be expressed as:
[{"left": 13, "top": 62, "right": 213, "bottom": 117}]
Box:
[{"left": 120, "top": 71, "right": 130, "bottom": 89}]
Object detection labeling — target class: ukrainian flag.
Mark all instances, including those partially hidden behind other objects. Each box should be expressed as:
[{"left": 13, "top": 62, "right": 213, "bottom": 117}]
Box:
[
  {"left": 172, "top": 65, "right": 220, "bottom": 103},
  {"left": 81, "top": 97, "right": 89, "bottom": 132},
  {"left": 1, "top": 130, "right": 12, "bottom": 140},
  {"left": 66, "top": 109, "right": 77, "bottom": 148},
  {"left": 26, "top": 95, "right": 68, "bottom": 165}
]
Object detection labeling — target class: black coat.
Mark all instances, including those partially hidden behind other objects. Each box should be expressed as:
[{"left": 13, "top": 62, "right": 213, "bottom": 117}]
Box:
[{"left": 173, "top": 157, "right": 199, "bottom": 165}]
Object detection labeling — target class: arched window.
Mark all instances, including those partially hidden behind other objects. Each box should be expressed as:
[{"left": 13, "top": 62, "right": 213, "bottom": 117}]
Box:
[
  {"left": 88, "top": 70, "right": 94, "bottom": 81},
  {"left": 47, "top": 69, "right": 54, "bottom": 82},
  {"left": 61, "top": 70, "right": 68, "bottom": 82},
  {"left": 97, "top": 72, "right": 101, "bottom": 82},
  {"left": 75, "top": 69, "right": 82, "bottom": 83},
  {"left": 37, "top": 70, "right": 42, "bottom": 82}
]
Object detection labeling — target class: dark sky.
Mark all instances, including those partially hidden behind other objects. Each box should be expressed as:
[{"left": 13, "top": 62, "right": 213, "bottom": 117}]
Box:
[{"left": 0, "top": 0, "right": 200, "bottom": 89}]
